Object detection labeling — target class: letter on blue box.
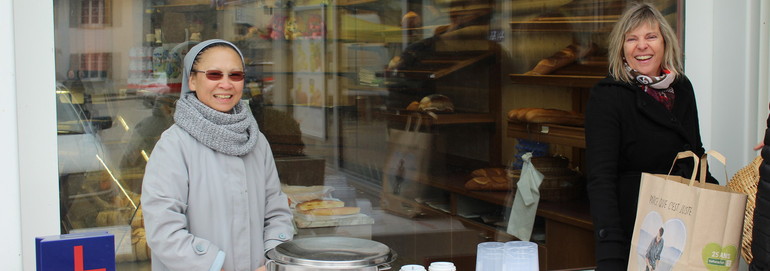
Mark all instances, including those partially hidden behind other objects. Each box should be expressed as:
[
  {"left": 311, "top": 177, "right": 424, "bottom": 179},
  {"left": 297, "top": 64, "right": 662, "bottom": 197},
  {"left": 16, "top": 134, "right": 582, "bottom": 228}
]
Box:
[{"left": 36, "top": 231, "right": 116, "bottom": 271}]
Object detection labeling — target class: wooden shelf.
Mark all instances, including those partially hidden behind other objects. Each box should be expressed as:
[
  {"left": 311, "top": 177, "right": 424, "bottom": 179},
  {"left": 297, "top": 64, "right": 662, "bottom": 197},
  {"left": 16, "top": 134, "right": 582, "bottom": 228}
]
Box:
[
  {"left": 510, "top": 15, "right": 618, "bottom": 33},
  {"left": 384, "top": 111, "right": 496, "bottom": 125},
  {"left": 388, "top": 51, "right": 496, "bottom": 80},
  {"left": 507, "top": 121, "right": 586, "bottom": 148},
  {"left": 509, "top": 74, "right": 603, "bottom": 88}
]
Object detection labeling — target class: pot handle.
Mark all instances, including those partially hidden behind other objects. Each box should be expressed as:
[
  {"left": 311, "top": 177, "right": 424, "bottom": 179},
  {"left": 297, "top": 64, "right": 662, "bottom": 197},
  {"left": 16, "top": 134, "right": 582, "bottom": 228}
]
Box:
[
  {"left": 265, "top": 260, "right": 277, "bottom": 271},
  {"left": 377, "top": 263, "right": 392, "bottom": 271}
]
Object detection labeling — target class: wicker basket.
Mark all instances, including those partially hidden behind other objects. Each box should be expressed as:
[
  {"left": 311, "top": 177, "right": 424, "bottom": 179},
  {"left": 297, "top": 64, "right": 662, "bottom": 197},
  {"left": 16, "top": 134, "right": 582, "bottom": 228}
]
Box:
[
  {"left": 726, "top": 155, "right": 763, "bottom": 263},
  {"left": 510, "top": 167, "right": 583, "bottom": 201}
]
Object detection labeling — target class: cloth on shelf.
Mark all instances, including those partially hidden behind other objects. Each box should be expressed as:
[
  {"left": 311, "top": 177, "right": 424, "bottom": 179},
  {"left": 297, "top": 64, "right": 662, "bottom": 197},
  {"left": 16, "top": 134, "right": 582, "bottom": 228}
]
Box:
[{"left": 506, "top": 152, "right": 544, "bottom": 241}]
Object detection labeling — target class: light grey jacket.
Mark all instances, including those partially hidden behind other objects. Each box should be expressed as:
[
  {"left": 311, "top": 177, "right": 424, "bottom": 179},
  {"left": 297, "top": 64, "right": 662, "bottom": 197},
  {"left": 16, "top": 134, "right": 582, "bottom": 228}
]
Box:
[{"left": 141, "top": 124, "right": 294, "bottom": 271}]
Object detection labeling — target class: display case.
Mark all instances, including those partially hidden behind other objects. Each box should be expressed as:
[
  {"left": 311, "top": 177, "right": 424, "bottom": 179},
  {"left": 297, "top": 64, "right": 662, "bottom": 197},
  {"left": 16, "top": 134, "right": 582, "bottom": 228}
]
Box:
[{"left": 51, "top": 0, "right": 684, "bottom": 270}]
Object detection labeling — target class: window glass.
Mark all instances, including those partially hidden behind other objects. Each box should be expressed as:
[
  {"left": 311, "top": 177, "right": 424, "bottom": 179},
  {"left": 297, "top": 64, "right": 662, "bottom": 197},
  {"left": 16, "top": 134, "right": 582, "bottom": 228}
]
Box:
[{"left": 53, "top": 0, "right": 680, "bottom": 269}]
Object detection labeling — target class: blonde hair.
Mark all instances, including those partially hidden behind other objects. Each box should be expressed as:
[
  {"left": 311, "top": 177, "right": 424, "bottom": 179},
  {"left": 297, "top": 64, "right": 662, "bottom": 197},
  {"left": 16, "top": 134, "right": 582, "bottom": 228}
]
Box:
[{"left": 607, "top": 2, "right": 682, "bottom": 83}]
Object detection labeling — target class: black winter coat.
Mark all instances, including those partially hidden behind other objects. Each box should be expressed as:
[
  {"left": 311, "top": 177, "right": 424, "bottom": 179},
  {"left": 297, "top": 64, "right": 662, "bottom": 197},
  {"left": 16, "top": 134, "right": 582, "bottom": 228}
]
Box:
[
  {"left": 585, "top": 75, "right": 716, "bottom": 270},
  {"left": 750, "top": 110, "right": 770, "bottom": 271}
]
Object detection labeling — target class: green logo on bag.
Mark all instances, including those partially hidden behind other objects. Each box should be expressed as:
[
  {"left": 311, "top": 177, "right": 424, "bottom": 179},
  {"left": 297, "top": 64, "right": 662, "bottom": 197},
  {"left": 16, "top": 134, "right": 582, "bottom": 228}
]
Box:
[{"left": 701, "top": 243, "right": 737, "bottom": 270}]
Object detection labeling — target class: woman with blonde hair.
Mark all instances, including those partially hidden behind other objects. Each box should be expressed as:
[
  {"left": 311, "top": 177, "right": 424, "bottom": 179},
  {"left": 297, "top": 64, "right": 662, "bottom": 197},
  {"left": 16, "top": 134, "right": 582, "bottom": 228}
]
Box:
[{"left": 585, "top": 2, "right": 715, "bottom": 269}]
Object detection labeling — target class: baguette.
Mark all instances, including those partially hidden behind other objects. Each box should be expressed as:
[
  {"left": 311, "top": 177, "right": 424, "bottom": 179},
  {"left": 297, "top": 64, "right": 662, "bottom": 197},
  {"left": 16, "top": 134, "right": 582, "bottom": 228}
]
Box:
[
  {"left": 300, "top": 207, "right": 361, "bottom": 216},
  {"left": 464, "top": 176, "right": 512, "bottom": 191},
  {"left": 296, "top": 199, "right": 345, "bottom": 211}
]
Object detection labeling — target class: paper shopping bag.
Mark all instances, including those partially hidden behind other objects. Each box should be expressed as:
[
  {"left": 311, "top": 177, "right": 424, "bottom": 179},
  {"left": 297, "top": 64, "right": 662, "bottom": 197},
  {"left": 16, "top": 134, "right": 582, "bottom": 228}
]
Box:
[
  {"left": 628, "top": 151, "right": 747, "bottom": 271},
  {"left": 381, "top": 114, "right": 436, "bottom": 217}
]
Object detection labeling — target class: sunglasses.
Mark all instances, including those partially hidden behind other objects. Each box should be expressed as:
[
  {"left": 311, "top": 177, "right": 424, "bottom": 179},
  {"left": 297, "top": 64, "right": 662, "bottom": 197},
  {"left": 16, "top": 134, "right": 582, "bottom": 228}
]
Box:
[{"left": 191, "top": 69, "right": 245, "bottom": 82}]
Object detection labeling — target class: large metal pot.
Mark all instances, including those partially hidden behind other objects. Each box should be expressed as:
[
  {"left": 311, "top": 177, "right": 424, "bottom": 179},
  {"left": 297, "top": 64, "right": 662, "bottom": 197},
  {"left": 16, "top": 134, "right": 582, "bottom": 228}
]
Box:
[{"left": 265, "top": 237, "right": 397, "bottom": 271}]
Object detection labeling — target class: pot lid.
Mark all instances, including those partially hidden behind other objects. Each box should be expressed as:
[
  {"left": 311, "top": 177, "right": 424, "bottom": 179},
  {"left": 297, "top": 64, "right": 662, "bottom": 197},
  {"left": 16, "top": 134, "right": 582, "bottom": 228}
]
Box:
[{"left": 266, "top": 237, "right": 396, "bottom": 268}]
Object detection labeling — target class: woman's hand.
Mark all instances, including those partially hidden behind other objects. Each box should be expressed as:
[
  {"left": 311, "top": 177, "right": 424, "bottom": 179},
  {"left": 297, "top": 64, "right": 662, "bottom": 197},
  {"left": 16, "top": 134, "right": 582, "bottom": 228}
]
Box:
[
  {"left": 254, "top": 265, "right": 266, "bottom": 271},
  {"left": 755, "top": 142, "right": 764, "bottom": 151}
]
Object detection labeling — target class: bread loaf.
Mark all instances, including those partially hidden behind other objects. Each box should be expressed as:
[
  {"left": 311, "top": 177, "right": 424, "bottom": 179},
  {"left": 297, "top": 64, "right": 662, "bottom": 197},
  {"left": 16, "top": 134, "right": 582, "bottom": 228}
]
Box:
[
  {"left": 419, "top": 94, "right": 454, "bottom": 113},
  {"left": 471, "top": 168, "right": 506, "bottom": 177},
  {"left": 524, "top": 43, "right": 596, "bottom": 75},
  {"left": 296, "top": 199, "right": 345, "bottom": 211},
  {"left": 523, "top": 108, "right": 584, "bottom": 126},
  {"left": 506, "top": 108, "right": 538, "bottom": 122},
  {"left": 406, "top": 101, "right": 420, "bottom": 111},
  {"left": 300, "top": 207, "right": 361, "bottom": 216},
  {"left": 464, "top": 176, "right": 512, "bottom": 191}
]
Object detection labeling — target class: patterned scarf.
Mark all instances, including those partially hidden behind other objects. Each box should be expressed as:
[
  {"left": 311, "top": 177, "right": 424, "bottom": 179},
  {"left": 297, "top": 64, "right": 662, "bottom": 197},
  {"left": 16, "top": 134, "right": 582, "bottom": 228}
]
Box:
[
  {"left": 625, "top": 63, "right": 676, "bottom": 110},
  {"left": 173, "top": 93, "right": 259, "bottom": 156}
]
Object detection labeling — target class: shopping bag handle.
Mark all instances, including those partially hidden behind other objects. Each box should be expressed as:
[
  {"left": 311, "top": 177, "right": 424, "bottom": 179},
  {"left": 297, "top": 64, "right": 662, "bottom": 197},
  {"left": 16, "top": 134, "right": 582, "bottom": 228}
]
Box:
[
  {"left": 668, "top": 151, "right": 699, "bottom": 183},
  {"left": 404, "top": 113, "right": 424, "bottom": 132},
  {"left": 698, "top": 150, "right": 727, "bottom": 185}
]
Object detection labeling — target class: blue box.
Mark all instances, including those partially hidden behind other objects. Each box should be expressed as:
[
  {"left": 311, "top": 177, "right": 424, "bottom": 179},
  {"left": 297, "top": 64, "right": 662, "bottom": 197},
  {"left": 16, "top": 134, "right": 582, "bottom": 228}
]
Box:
[{"left": 36, "top": 231, "right": 116, "bottom": 271}]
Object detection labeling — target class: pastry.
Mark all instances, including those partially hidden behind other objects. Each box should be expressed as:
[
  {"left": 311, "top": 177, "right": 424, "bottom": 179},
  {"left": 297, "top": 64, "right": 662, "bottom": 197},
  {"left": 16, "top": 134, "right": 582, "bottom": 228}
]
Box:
[
  {"left": 296, "top": 199, "right": 345, "bottom": 211},
  {"left": 464, "top": 176, "right": 512, "bottom": 191},
  {"left": 300, "top": 206, "right": 361, "bottom": 216}
]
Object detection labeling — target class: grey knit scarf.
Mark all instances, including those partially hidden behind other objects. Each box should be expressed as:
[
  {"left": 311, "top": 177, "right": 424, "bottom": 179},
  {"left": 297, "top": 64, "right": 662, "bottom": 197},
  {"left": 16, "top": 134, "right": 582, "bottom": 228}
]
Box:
[{"left": 174, "top": 93, "right": 259, "bottom": 156}]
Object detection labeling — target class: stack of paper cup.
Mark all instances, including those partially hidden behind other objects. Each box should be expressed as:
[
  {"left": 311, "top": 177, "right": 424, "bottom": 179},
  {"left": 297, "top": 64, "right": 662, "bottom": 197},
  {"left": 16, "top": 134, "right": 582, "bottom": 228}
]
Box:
[
  {"left": 476, "top": 242, "right": 504, "bottom": 271},
  {"left": 503, "top": 241, "right": 538, "bottom": 271}
]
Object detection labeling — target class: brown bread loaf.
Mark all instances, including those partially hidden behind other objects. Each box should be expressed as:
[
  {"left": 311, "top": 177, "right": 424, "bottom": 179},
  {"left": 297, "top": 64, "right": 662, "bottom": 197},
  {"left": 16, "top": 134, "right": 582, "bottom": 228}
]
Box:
[{"left": 464, "top": 176, "right": 512, "bottom": 191}]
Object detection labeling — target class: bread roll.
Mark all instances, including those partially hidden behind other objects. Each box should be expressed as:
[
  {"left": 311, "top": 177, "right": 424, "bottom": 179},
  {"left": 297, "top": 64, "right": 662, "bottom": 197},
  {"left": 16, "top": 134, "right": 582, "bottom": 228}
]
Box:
[
  {"left": 464, "top": 176, "right": 512, "bottom": 191},
  {"left": 296, "top": 199, "right": 345, "bottom": 211},
  {"left": 401, "top": 11, "right": 422, "bottom": 29},
  {"left": 300, "top": 207, "right": 361, "bottom": 216}
]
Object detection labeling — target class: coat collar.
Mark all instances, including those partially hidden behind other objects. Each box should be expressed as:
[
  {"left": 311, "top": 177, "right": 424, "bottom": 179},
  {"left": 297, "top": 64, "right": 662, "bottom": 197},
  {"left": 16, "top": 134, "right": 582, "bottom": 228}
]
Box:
[{"left": 632, "top": 77, "right": 694, "bottom": 142}]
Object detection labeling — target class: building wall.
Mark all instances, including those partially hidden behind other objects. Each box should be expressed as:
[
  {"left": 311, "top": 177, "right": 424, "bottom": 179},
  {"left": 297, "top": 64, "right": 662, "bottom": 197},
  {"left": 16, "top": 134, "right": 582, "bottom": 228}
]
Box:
[
  {"left": 686, "top": 0, "right": 770, "bottom": 184},
  {"left": 10, "top": 0, "right": 61, "bottom": 270},
  {"left": 1, "top": 0, "right": 23, "bottom": 269}
]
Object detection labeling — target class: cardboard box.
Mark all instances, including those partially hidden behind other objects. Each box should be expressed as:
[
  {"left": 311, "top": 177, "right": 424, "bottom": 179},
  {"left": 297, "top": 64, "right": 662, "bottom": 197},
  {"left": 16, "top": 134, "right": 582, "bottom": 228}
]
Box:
[{"left": 36, "top": 231, "right": 116, "bottom": 271}]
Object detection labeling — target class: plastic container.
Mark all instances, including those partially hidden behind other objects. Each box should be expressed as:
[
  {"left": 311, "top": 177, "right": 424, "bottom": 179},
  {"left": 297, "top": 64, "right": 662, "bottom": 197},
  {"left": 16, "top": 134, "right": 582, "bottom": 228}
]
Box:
[
  {"left": 476, "top": 242, "right": 504, "bottom": 271},
  {"left": 503, "top": 241, "right": 538, "bottom": 271},
  {"left": 428, "top": 261, "right": 456, "bottom": 271},
  {"left": 400, "top": 264, "right": 427, "bottom": 271}
]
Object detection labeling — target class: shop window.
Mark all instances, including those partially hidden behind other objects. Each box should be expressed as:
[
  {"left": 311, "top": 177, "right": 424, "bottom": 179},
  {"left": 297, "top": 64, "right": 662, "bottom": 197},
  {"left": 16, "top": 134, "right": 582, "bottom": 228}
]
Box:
[
  {"left": 71, "top": 0, "right": 111, "bottom": 27},
  {"left": 70, "top": 52, "right": 110, "bottom": 81}
]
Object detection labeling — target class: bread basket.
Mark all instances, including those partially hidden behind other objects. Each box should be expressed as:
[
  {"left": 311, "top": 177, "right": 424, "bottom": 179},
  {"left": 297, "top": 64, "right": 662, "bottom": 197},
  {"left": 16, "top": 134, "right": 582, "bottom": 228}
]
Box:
[
  {"left": 509, "top": 167, "right": 583, "bottom": 201},
  {"left": 726, "top": 155, "right": 762, "bottom": 263}
]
